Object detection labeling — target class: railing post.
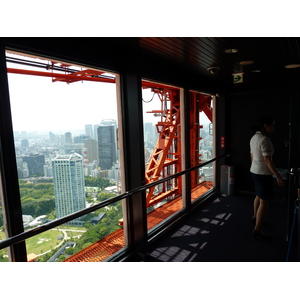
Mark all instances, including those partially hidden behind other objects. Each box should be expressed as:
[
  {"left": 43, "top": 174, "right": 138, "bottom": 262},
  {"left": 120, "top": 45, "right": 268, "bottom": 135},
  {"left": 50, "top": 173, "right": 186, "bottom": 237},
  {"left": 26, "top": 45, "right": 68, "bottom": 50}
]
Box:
[{"left": 181, "top": 87, "right": 191, "bottom": 209}]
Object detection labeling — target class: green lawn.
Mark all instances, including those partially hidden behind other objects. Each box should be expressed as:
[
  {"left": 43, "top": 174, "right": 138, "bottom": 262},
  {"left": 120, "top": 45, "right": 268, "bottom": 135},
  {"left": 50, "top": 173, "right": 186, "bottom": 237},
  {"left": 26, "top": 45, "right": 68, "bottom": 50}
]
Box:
[
  {"left": 1, "top": 225, "right": 85, "bottom": 260},
  {"left": 57, "top": 225, "right": 85, "bottom": 231},
  {"left": 85, "top": 186, "right": 100, "bottom": 193},
  {"left": 0, "top": 231, "right": 6, "bottom": 240},
  {"left": 26, "top": 230, "right": 63, "bottom": 255}
]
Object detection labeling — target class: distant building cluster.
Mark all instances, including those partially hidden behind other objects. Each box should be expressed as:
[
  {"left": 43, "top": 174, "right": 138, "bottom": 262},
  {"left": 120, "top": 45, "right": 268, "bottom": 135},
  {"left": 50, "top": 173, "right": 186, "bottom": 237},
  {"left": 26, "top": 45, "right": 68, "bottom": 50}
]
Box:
[
  {"left": 14, "top": 119, "right": 119, "bottom": 181},
  {"left": 16, "top": 154, "right": 45, "bottom": 178},
  {"left": 14, "top": 119, "right": 120, "bottom": 223},
  {"left": 14, "top": 118, "right": 213, "bottom": 224}
]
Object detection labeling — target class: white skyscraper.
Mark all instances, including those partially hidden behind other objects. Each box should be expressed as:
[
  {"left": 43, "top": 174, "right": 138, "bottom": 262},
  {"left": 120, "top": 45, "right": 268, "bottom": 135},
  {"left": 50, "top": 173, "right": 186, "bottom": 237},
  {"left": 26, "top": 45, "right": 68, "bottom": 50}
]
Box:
[{"left": 52, "top": 153, "right": 86, "bottom": 222}]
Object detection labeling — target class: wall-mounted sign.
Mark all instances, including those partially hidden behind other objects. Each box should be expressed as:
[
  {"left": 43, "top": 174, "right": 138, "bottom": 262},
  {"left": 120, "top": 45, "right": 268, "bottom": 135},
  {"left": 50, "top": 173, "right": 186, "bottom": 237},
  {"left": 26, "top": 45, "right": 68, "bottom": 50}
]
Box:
[
  {"left": 233, "top": 73, "right": 243, "bottom": 84},
  {"left": 220, "top": 136, "right": 225, "bottom": 148}
]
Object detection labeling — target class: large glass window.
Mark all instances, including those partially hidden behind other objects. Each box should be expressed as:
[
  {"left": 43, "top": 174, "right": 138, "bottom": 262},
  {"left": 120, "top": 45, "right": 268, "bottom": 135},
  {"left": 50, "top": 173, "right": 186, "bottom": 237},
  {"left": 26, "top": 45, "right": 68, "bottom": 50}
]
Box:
[
  {"left": 5, "top": 51, "right": 124, "bottom": 261},
  {"left": 189, "top": 91, "right": 215, "bottom": 202}
]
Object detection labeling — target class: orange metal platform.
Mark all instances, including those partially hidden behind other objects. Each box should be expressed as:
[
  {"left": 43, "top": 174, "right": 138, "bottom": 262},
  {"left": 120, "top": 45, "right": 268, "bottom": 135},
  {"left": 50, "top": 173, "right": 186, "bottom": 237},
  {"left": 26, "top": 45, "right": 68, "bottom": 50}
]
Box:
[{"left": 64, "top": 181, "right": 213, "bottom": 262}]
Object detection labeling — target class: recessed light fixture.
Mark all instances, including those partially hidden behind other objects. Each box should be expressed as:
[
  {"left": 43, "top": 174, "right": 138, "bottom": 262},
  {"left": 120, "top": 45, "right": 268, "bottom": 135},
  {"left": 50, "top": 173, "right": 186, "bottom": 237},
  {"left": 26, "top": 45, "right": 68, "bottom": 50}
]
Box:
[
  {"left": 207, "top": 66, "right": 220, "bottom": 74},
  {"left": 240, "top": 60, "right": 254, "bottom": 65},
  {"left": 224, "top": 48, "right": 238, "bottom": 54},
  {"left": 284, "top": 64, "right": 300, "bottom": 69}
]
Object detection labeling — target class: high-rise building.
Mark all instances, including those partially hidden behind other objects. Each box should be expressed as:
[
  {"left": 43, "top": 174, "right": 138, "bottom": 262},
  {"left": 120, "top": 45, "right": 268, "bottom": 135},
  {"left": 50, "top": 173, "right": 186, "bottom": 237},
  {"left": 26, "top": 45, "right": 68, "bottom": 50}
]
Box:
[
  {"left": 144, "top": 122, "right": 157, "bottom": 144},
  {"left": 65, "top": 132, "right": 73, "bottom": 144},
  {"left": 100, "top": 119, "right": 117, "bottom": 127},
  {"left": 22, "top": 154, "right": 45, "bottom": 176},
  {"left": 93, "top": 124, "right": 100, "bottom": 140},
  {"left": 97, "top": 125, "right": 116, "bottom": 170},
  {"left": 74, "top": 134, "right": 90, "bottom": 144},
  {"left": 49, "top": 132, "right": 55, "bottom": 142},
  {"left": 64, "top": 144, "right": 83, "bottom": 155},
  {"left": 84, "top": 138, "right": 98, "bottom": 166},
  {"left": 100, "top": 119, "right": 118, "bottom": 157},
  {"left": 85, "top": 124, "right": 93, "bottom": 138},
  {"left": 21, "top": 139, "right": 29, "bottom": 149},
  {"left": 52, "top": 153, "right": 86, "bottom": 221},
  {"left": 43, "top": 164, "right": 53, "bottom": 177}
]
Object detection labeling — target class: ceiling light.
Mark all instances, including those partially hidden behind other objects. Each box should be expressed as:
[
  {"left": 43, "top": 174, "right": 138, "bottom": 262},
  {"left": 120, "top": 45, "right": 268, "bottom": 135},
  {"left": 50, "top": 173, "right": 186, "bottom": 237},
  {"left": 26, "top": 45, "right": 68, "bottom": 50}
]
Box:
[
  {"left": 207, "top": 66, "right": 220, "bottom": 75},
  {"left": 224, "top": 49, "right": 238, "bottom": 53},
  {"left": 239, "top": 61, "right": 254, "bottom": 65},
  {"left": 252, "top": 70, "right": 261, "bottom": 73},
  {"left": 284, "top": 64, "right": 300, "bottom": 69}
]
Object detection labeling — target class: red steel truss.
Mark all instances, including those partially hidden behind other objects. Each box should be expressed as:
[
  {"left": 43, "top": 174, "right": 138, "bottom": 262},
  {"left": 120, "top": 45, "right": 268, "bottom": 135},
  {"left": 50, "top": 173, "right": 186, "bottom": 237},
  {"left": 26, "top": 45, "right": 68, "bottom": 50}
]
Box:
[{"left": 144, "top": 88, "right": 181, "bottom": 208}]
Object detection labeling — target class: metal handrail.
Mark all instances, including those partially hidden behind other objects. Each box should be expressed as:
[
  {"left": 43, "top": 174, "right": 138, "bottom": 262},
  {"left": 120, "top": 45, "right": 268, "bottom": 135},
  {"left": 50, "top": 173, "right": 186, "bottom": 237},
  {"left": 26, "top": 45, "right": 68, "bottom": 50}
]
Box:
[{"left": 0, "top": 153, "right": 228, "bottom": 250}]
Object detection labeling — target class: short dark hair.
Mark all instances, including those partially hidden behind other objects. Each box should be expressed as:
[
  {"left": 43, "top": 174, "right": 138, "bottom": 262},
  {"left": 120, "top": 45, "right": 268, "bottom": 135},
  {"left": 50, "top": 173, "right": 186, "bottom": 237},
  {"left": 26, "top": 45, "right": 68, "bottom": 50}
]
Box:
[
  {"left": 258, "top": 115, "right": 274, "bottom": 127},
  {"left": 251, "top": 115, "right": 274, "bottom": 133}
]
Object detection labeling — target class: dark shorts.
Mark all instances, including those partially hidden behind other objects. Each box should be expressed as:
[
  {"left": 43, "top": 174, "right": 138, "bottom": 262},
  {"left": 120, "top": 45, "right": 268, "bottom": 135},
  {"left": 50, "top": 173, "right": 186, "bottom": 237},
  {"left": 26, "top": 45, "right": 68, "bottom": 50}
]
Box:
[{"left": 251, "top": 172, "right": 273, "bottom": 201}]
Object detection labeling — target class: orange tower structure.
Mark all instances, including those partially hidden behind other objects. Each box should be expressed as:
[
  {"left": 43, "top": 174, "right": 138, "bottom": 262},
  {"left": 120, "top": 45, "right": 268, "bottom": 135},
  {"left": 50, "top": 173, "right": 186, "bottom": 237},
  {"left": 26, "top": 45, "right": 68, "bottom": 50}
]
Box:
[
  {"left": 144, "top": 87, "right": 181, "bottom": 208},
  {"left": 142, "top": 88, "right": 213, "bottom": 209}
]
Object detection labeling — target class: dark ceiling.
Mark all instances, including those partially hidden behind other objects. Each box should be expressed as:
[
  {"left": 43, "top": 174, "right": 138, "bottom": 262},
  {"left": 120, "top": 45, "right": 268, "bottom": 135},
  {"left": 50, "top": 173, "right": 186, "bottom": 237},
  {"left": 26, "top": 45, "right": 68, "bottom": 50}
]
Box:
[
  {"left": 103, "top": 37, "right": 300, "bottom": 89},
  {"left": 4, "top": 37, "right": 300, "bottom": 91}
]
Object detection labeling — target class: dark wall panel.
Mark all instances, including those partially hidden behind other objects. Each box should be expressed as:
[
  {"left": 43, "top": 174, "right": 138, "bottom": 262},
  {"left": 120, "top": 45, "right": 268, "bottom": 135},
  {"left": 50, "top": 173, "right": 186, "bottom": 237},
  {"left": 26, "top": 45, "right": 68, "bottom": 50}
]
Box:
[{"left": 226, "top": 88, "right": 290, "bottom": 193}]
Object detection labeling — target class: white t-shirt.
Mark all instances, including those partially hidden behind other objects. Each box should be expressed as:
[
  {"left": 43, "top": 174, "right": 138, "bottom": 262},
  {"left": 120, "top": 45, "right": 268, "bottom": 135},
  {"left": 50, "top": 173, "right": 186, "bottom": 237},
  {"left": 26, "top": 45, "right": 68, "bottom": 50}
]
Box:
[{"left": 250, "top": 131, "right": 274, "bottom": 175}]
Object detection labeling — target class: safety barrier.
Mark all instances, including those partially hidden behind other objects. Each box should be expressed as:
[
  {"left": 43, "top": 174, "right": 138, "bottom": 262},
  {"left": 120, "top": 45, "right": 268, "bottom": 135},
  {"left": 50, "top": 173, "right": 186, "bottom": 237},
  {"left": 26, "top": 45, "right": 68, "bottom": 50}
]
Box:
[{"left": 0, "top": 153, "right": 228, "bottom": 252}]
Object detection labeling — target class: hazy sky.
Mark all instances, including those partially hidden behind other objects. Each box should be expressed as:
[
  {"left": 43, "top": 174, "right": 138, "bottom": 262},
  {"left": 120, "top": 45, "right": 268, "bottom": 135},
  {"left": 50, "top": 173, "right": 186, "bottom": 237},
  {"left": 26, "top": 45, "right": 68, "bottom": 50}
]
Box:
[
  {"left": 7, "top": 62, "right": 159, "bottom": 134},
  {"left": 6, "top": 54, "right": 209, "bottom": 134}
]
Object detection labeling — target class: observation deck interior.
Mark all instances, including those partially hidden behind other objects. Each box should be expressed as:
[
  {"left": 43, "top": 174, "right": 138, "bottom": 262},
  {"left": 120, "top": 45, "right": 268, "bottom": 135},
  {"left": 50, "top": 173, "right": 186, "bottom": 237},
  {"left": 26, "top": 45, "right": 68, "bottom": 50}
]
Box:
[{"left": 1, "top": 37, "right": 300, "bottom": 269}]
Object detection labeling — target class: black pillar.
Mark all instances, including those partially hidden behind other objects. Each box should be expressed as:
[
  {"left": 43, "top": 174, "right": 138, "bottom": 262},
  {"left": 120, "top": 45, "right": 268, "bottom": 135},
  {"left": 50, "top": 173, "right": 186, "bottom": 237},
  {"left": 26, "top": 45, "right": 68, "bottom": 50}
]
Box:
[
  {"left": 0, "top": 43, "right": 27, "bottom": 261},
  {"left": 118, "top": 68, "right": 148, "bottom": 258},
  {"left": 181, "top": 88, "right": 191, "bottom": 209}
]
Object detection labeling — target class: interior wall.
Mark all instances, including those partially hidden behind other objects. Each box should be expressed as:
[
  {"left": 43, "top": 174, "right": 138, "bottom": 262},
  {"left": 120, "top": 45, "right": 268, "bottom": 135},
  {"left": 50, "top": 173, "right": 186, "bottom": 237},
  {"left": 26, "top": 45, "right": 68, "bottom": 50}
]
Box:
[{"left": 226, "top": 88, "right": 291, "bottom": 193}]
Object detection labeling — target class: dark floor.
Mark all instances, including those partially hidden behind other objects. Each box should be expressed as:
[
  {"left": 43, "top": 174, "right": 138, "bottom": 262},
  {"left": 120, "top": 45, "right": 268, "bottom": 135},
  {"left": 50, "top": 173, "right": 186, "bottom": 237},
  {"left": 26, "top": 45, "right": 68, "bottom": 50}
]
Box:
[{"left": 143, "top": 194, "right": 298, "bottom": 262}]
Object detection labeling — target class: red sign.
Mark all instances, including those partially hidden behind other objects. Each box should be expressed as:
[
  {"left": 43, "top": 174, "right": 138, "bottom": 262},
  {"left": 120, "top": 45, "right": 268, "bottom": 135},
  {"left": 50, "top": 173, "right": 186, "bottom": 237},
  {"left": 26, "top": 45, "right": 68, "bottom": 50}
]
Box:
[{"left": 220, "top": 136, "right": 225, "bottom": 148}]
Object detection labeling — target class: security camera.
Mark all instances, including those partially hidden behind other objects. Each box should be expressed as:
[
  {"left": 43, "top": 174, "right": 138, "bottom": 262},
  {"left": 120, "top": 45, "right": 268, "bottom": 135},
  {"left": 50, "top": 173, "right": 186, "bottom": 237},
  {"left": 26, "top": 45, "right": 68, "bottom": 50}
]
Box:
[{"left": 207, "top": 66, "right": 220, "bottom": 75}]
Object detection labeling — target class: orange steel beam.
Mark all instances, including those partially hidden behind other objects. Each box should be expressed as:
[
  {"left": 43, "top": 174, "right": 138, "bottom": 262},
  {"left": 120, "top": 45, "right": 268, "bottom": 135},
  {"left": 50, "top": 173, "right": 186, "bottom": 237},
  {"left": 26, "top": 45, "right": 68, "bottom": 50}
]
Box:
[
  {"left": 7, "top": 68, "right": 116, "bottom": 84},
  {"left": 142, "top": 82, "right": 179, "bottom": 91},
  {"left": 8, "top": 68, "right": 181, "bottom": 92},
  {"left": 52, "top": 69, "right": 106, "bottom": 83},
  {"left": 199, "top": 93, "right": 213, "bottom": 123},
  {"left": 7, "top": 68, "right": 180, "bottom": 89}
]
